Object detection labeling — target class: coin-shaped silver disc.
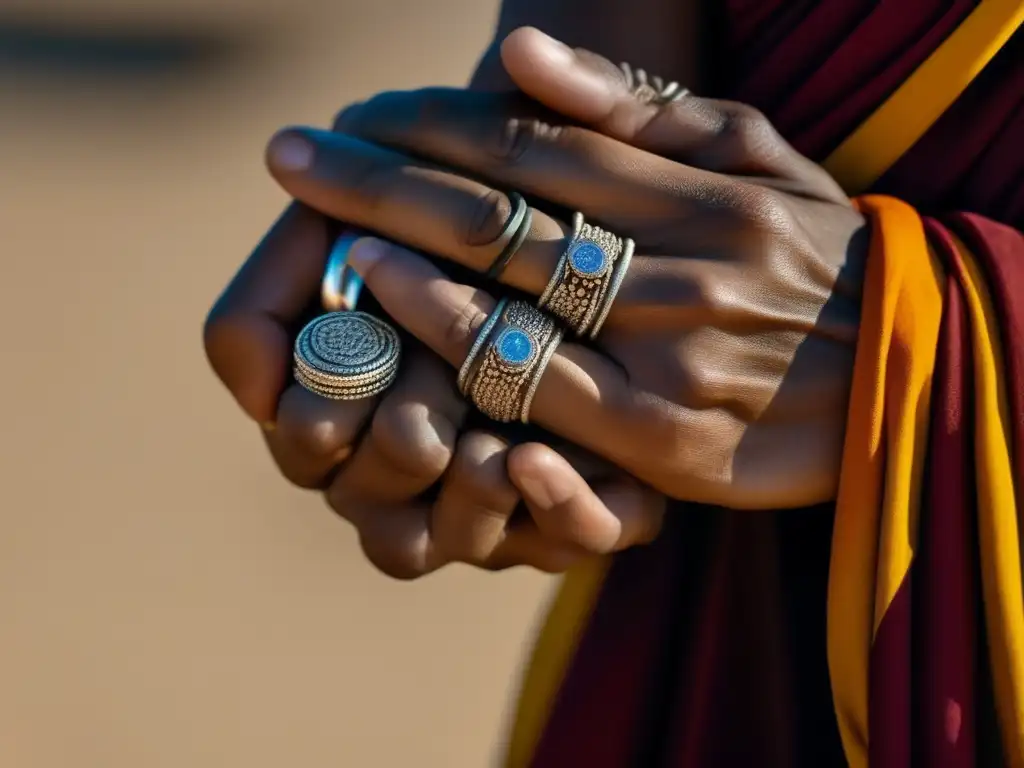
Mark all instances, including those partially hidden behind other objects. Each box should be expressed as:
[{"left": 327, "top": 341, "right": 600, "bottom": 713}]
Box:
[{"left": 293, "top": 311, "right": 400, "bottom": 399}]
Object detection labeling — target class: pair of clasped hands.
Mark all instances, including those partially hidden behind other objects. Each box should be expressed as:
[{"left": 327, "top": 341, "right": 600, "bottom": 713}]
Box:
[{"left": 205, "top": 28, "right": 867, "bottom": 578}]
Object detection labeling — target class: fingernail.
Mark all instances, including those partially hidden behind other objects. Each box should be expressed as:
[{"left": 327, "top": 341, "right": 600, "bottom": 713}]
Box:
[
  {"left": 260, "top": 421, "right": 277, "bottom": 433},
  {"left": 267, "top": 131, "right": 315, "bottom": 172},
  {"left": 347, "top": 237, "right": 389, "bottom": 277}
]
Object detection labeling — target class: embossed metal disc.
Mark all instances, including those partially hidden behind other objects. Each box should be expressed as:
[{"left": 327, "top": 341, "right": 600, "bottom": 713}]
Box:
[{"left": 293, "top": 311, "right": 401, "bottom": 400}]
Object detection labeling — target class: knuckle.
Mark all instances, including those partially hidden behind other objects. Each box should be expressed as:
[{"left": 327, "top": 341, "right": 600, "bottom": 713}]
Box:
[
  {"left": 443, "top": 296, "right": 488, "bottom": 360},
  {"left": 448, "top": 433, "right": 517, "bottom": 510},
  {"left": 341, "top": 155, "right": 393, "bottom": 215},
  {"left": 674, "top": 337, "right": 725, "bottom": 405},
  {"left": 371, "top": 398, "right": 454, "bottom": 483},
  {"left": 684, "top": 269, "right": 741, "bottom": 323},
  {"left": 330, "top": 101, "right": 363, "bottom": 133},
  {"left": 463, "top": 189, "right": 512, "bottom": 248},
  {"left": 720, "top": 104, "right": 776, "bottom": 151},
  {"left": 706, "top": 102, "right": 788, "bottom": 175},
  {"left": 430, "top": 432, "right": 517, "bottom": 566},
  {"left": 358, "top": 532, "right": 428, "bottom": 581},
  {"left": 333, "top": 90, "right": 419, "bottom": 136},
  {"left": 496, "top": 117, "right": 566, "bottom": 166},
  {"left": 689, "top": 270, "right": 722, "bottom": 314},
  {"left": 335, "top": 499, "right": 436, "bottom": 581},
  {"left": 201, "top": 305, "right": 241, "bottom": 378},
  {"left": 287, "top": 417, "right": 345, "bottom": 460},
  {"left": 276, "top": 386, "right": 362, "bottom": 461},
  {"left": 735, "top": 184, "right": 796, "bottom": 236}
]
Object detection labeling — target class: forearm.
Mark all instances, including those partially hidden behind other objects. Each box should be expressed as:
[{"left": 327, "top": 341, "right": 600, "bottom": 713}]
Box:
[{"left": 468, "top": 0, "right": 702, "bottom": 91}]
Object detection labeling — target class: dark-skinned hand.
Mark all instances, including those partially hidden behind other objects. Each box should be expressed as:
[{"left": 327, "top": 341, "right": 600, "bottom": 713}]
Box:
[{"left": 206, "top": 27, "right": 865, "bottom": 578}]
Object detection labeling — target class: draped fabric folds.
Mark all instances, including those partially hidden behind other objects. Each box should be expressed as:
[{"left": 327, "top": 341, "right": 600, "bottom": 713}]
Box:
[{"left": 503, "top": 3, "right": 1023, "bottom": 766}]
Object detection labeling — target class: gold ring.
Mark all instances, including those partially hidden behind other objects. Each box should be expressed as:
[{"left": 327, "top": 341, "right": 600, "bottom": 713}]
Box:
[{"left": 461, "top": 300, "right": 562, "bottom": 423}]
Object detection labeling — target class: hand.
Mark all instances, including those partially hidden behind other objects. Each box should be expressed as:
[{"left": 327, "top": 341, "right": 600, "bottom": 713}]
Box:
[
  {"left": 264, "top": 27, "right": 867, "bottom": 509},
  {"left": 204, "top": 168, "right": 663, "bottom": 582}
]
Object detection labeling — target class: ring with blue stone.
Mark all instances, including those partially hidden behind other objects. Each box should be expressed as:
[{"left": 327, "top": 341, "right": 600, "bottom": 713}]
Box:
[
  {"left": 461, "top": 299, "right": 563, "bottom": 424},
  {"left": 539, "top": 212, "right": 631, "bottom": 338}
]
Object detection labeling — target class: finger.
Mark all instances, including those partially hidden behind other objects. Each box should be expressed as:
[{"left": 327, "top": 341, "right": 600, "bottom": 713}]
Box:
[
  {"left": 485, "top": 520, "right": 590, "bottom": 574},
  {"left": 203, "top": 203, "right": 336, "bottom": 424},
  {"left": 347, "top": 498, "right": 585, "bottom": 578},
  {"left": 265, "top": 383, "right": 375, "bottom": 489},
  {"left": 507, "top": 443, "right": 664, "bottom": 553},
  {"left": 326, "top": 348, "right": 466, "bottom": 506},
  {"left": 345, "top": 236, "right": 736, "bottom": 500},
  {"left": 435, "top": 431, "right": 652, "bottom": 568},
  {"left": 323, "top": 94, "right": 744, "bottom": 234},
  {"left": 349, "top": 431, "right": 601, "bottom": 577},
  {"left": 499, "top": 27, "right": 846, "bottom": 199},
  {"left": 266, "top": 127, "right": 581, "bottom": 297},
  {"left": 340, "top": 500, "right": 439, "bottom": 581},
  {"left": 265, "top": 128, "right": 720, "bottom": 326},
  {"left": 430, "top": 430, "right": 520, "bottom": 565}
]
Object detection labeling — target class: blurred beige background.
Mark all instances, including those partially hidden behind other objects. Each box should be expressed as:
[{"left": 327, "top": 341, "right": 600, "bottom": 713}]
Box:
[{"left": 0, "top": 2, "right": 556, "bottom": 766}]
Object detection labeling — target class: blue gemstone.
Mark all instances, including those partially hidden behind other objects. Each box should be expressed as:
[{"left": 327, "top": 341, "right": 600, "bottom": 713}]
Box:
[
  {"left": 497, "top": 328, "right": 534, "bottom": 365},
  {"left": 569, "top": 242, "right": 607, "bottom": 276}
]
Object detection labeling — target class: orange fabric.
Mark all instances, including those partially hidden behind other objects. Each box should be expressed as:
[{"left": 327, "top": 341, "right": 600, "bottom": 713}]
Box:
[
  {"left": 505, "top": 8, "right": 1022, "bottom": 765},
  {"left": 827, "top": 195, "right": 945, "bottom": 768}
]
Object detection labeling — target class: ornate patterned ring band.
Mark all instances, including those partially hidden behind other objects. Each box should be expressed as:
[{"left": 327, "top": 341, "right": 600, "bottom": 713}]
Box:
[
  {"left": 539, "top": 213, "right": 635, "bottom": 339},
  {"left": 293, "top": 311, "right": 401, "bottom": 400},
  {"left": 293, "top": 235, "right": 402, "bottom": 400},
  {"left": 458, "top": 299, "right": 563, "bottom": 424}
]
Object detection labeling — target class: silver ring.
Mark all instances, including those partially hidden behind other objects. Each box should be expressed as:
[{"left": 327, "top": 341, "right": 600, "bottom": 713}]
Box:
[
  {"left": 457, "top": 297, "right": 509, "bottom": 394},
  {"left": 321, "top": 233, "right": 364, "bottom": 311},
  {"left": 587, "top": 236, "right": 633, "bottom": 339},
  {"left": 485, "top": 192, "right": 532, "bottom": 280},
  {"left": 294, "top": 234, "right": 402, "bottom": 400},
  {"left": 461, "top": 300, "right": 562, "bottom": 424},
  {"left": 620, "top": 62, "right": 689, "bottom": 105},
  {"left": 293, "top": 311, "right": 401, "bottom": 400},
  {"left": 539, "top": 213, "right": 633, "bottom": 339}
]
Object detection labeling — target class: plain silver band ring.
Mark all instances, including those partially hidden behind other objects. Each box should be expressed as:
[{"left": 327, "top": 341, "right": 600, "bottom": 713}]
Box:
[
  {"left": 457, "top": 297, "right": 510, "bottom": 394},
  {"left": 321, "top": 233, "right": 364, "bottom": 311},
  {"left": 485, "top": 192, "right": 531, "bottom": 280},
  {"left": 587, "top": 236, "right": 634, "bottom": 339}
]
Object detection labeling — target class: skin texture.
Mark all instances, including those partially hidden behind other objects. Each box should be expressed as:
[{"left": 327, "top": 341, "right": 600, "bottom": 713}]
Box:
[
  {"left": 205, "top": 28, "right": 866, "bottom": 578},
  {"left": 204, "top": 0, "right": 703, "bottom": 580}
]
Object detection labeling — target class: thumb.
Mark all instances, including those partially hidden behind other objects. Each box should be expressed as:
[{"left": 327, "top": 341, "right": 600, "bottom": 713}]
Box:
[
  {"left": 498, "top": 26, "right": 837, "bottom": 191},
  {"left": 499, "top": 26, "right": 683, "bottom": 146}
]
